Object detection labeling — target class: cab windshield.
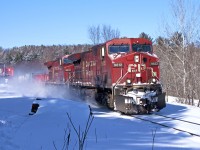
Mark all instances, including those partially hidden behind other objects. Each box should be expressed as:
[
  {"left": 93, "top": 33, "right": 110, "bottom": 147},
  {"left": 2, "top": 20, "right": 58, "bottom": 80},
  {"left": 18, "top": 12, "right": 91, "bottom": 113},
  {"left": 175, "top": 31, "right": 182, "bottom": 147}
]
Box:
[
  {"left": 63, "top": 58, "right": 73, "bottom": 64},
  {"left": 109, "top": 45, "right": 130, "bottom": 54},
  {"left": 132, "top": 44, "right": 152, "bottom": 53}
]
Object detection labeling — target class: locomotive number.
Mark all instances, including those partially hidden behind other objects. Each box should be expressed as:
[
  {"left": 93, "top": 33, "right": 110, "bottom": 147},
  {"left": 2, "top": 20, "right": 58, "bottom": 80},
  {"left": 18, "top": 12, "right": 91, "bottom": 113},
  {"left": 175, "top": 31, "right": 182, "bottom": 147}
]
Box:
[
  {"left": 65, "top": 69, "right": 71, "bottom": 72},
  {"left": 113, "top": 63, "right": 123, "bottom": 68},
  {"left": 150, "top": 62, "right": 159, "bottom": 66}
]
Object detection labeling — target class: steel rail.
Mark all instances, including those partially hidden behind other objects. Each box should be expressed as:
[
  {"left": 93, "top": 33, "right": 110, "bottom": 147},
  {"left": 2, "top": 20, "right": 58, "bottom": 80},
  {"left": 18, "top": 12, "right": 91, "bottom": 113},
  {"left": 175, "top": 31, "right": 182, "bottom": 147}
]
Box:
[{"left": 132, "top": 115, "right": 200, "bottom": 137}]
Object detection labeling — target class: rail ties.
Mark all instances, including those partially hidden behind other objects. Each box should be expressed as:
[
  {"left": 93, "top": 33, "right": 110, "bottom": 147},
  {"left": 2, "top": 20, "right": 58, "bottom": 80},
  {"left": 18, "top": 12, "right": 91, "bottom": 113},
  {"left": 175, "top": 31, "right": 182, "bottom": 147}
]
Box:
[{"left": 132, "top": 115, "right": 200, "bottom": 137}]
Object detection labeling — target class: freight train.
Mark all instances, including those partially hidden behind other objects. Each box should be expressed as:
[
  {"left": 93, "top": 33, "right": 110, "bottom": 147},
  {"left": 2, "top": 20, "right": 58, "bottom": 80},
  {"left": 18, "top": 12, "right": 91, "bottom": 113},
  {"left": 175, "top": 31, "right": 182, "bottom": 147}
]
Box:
[{"left": 41, "top": 38, "right": 166, "bottom": 114}]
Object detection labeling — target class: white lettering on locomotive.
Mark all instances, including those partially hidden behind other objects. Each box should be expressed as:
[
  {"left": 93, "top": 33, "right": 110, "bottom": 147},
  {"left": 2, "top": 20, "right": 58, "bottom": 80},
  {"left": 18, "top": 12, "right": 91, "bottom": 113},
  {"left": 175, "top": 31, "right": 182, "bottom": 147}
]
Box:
[
  {"left": 150, "top": 62, "right": 159, "bottom": 66},
  {"left": 128, "top": 64, "right": 137, "bottom": 72},
  {"left": 113, "top": 63, "right": 123, "bottom": 68}
]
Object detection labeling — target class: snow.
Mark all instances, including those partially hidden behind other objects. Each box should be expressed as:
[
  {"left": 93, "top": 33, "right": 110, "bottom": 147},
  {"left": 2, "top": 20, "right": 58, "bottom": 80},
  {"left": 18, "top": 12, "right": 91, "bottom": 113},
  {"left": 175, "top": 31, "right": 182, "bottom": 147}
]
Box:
[{"left": 1, "top": 82, "right": 200, "bottom": 150}]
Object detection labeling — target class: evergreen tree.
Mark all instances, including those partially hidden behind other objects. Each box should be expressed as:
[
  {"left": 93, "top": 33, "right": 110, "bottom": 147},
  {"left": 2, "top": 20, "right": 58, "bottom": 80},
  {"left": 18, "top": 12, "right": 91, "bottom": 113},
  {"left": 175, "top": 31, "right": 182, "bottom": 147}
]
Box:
[{"left": 139, "top": 32, "right": 153, "bottom": 42}]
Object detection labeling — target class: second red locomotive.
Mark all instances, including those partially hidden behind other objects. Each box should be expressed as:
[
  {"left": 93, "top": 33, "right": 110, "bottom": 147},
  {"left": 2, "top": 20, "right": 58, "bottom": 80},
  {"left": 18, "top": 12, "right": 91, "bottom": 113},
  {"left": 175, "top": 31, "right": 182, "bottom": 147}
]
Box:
[
  {"left": 0, "top": 64, "right": 14, "bottom": 83},
  {"left": 44, "top": 38, "right": 166, "bottom": 114}
]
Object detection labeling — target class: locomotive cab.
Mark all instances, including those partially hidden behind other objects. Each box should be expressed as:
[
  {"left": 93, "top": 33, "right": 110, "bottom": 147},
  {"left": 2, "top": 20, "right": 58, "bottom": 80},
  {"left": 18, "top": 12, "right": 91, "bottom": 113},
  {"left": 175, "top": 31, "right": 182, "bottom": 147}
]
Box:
[
  {"left": 61, "top": 56, "right": 74, "bottom": 83},
  {"left": 97, "top": 38, "right": 166, "bottom": 114}
]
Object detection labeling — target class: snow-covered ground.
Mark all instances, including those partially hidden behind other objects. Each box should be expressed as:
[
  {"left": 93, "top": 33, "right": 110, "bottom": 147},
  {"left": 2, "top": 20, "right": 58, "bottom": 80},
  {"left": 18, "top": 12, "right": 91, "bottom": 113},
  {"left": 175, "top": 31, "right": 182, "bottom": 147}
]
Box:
[{"left": 1, "top": 82, "right": 200, "bottom": 150}]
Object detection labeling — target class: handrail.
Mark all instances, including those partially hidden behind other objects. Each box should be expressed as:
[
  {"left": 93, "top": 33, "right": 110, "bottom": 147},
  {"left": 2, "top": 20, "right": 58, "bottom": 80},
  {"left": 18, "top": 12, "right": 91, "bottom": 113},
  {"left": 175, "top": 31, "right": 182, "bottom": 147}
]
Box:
[{"left": 112, "top": 67, "right": 129, "bottom": 99}]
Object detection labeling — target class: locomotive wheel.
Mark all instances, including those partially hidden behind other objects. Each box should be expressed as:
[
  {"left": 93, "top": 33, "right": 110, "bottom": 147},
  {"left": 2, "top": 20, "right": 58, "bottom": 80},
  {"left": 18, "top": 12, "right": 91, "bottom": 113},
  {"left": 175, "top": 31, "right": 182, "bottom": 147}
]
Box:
[
  {"left": 101, "top": 93, "right": 108, "bottom": 106},
  {"left": 106, "top": 93, "right": 114, "bottom": 110},
  {"left": 95, "top": 90, "right": 112, "bottom": 107},
  {"left": 95, "top": 92, "right": 104, "bottom": 104}
]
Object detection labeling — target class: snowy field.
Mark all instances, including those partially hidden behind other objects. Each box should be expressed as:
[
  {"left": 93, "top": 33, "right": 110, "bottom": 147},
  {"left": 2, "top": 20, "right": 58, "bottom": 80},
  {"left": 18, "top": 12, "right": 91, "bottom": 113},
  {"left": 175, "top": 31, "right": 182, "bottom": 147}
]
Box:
[{"left": 0, "top": 82, "right": 200, "bottom": 150}]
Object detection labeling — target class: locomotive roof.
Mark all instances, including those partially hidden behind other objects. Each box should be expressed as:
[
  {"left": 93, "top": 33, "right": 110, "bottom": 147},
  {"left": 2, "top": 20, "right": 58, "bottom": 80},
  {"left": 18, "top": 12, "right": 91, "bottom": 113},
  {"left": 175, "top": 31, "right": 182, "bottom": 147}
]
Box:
[
  {"left": 106, "top": 38, "right": 152, "bottom": 45},
  {"left": 68, "top": 52, "right": 81, "bottom": 62},
  {"left": 62, "top": 55, "right": 69, "bottom": 59},
  {"left": 44, "top": 60, "right": 59, "bottom": 67},
  {"left": 44, "top": 55, "right": 70, "bottom": 67}
]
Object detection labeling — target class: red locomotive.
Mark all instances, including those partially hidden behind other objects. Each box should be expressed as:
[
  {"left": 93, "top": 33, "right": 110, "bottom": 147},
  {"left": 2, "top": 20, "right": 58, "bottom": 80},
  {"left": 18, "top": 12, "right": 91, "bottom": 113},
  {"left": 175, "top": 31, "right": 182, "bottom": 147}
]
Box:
[
  {"left": 44, "top": 55, "right": 74, "bottom": 84},
  {"left": 45, "top": 38, "right": 166, "bottom": 114},
  {"left": 0, "top": 64, "right": 14, "bottom": 83},
  {"left": 0, "top": 65, "right": 14, "bottom": 77}
]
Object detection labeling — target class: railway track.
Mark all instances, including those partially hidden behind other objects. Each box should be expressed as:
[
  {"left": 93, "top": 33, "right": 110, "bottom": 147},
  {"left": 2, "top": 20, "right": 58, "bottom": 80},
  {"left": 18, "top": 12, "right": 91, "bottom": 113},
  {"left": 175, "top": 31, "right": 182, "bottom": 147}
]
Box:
[
  {"left": 65, "top": 90, "right": 200, "bottom": 138},
  {"left": 153, "top": 113, "right": 200, "bottom": 126},
  {"left": 132, "top": 114, "right": 200, "bottom": 137},
  {"left": 77, "top": 93, "right": 200, "bottom": 138}
]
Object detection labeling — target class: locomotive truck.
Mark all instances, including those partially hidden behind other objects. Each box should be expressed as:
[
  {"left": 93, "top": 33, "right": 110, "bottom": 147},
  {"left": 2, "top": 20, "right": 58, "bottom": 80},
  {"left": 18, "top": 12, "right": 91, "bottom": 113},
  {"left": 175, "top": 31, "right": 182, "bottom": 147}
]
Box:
[{"left": 44, "top": 38, "right": 166, "bottom": 114}]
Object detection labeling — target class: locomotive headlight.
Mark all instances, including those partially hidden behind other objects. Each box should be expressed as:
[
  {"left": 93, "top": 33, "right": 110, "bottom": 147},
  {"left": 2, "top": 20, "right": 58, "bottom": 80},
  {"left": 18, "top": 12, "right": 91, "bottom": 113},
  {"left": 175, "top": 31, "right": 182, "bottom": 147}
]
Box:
[
  {"left": 126, "top": 79, "right": 132, "bottom": 84},
  {"left": 134, "top": 55, "right": 139, "bottom": 62},
  {"left": 152, "top": 78, "right": 157, "bottom": 83}
]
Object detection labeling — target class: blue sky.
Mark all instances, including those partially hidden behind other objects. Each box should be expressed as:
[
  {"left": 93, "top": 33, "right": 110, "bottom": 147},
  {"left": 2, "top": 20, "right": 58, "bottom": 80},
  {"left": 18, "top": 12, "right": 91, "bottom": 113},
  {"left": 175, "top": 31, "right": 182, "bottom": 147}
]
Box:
[{"left": 0, "top": 0, "right": 172, "bottom": 48}]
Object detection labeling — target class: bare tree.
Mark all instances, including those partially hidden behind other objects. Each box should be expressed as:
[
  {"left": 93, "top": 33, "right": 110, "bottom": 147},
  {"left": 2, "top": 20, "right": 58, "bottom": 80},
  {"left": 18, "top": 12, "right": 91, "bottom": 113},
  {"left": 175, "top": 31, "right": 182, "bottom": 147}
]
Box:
[
  {"left": 156, "top": 0, "right": 200, "bottom": 104},
  {"left": 88, "top": 25, "right": 101, "bottom": 45},
  {"left": 88, "top": 24, "right": 120, "bottom": 44},
  {"left": 101, "top": 25, "right": 120, "bottom": 42}
]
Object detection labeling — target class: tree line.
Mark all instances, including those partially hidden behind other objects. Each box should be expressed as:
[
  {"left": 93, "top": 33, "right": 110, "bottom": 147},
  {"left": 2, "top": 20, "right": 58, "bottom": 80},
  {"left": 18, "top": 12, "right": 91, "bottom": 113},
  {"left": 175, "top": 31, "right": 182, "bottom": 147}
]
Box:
[
  {"left": 155, "top": 0, "right": 200, "bottom": 106},
  {"left": 0, "top": 44, "right": 91, "bottom": 65}
]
